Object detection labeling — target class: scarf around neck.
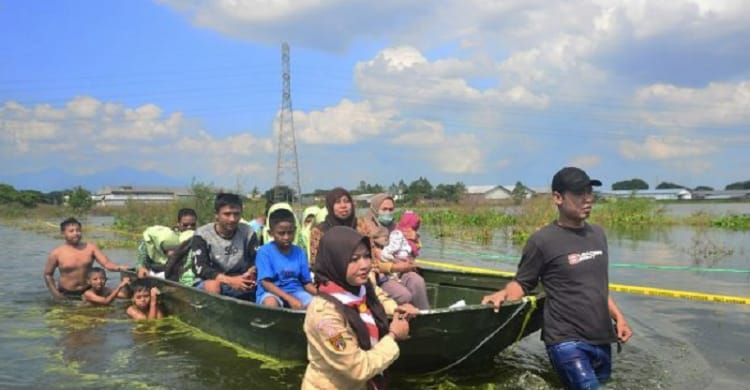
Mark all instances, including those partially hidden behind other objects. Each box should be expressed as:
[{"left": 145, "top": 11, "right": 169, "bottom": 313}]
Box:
[
  {"left": 314, "top": 226, "right": 389, "bottom": 351},
  {"left": 318, "top": 282, "right": 379, "bottom": 347}
]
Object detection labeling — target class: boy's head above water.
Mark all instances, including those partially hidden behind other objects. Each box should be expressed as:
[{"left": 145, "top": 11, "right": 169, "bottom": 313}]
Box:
[
  {"left": 130, "top": 281, "right": 152, "bottom": 309},
  {"left": 86, "top": 267, "right": 107, "bottom": 291}
]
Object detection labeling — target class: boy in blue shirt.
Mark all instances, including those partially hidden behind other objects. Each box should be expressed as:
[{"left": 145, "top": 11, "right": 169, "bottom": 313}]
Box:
[{"left": 256, "top": 208, "right": 317, "bottom": 309}]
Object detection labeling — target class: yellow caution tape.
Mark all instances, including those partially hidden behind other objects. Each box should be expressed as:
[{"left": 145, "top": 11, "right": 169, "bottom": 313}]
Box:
[
  {"left": 416, "top": 259, "right": 750, "bottom": 305},
  {"left": 416, "top": 259, "right": 516, "bottom": 277},
  {"left": 608, "top": 283, "right": 750, "bottom": 305}
]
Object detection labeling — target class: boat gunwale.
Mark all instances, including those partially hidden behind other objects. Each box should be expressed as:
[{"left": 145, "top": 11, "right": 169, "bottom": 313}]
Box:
[{"left": 123, "top": 268, "right": 545, "bottom": 316}]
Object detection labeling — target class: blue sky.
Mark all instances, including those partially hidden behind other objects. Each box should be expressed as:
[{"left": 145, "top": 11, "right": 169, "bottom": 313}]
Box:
[{"left": 2, "top": 0, "right": 750, "bottom": 193}]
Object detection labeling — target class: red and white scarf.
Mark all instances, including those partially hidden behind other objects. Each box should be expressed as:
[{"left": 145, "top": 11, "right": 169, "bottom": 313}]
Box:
[{"left": 318, "top": 282, "right": 380, "bottom": 346}]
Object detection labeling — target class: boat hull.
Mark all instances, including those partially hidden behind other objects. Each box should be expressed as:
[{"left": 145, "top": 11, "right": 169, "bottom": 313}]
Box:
[{"left": 125, "top": 267, "right": 544, "bottom": 374}]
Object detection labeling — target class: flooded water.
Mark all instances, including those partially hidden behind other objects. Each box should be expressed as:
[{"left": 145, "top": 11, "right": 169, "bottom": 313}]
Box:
[{"left": 1, "top": 204, "right": 748, "bottom": 389}]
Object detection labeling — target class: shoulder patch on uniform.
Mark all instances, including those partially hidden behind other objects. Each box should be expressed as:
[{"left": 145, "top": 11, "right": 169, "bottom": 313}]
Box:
[
  {"left": 315, "top": 318, "right": 339, "bottom": 338},
  {"left": 327, "top": 333, "right": 346, "bottom": 351}
]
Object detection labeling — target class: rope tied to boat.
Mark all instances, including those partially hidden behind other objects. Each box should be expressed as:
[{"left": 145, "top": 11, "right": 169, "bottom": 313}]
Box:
[
  {"left": 421, "top": 298, "right": 532, "bottom": 376},
  {"left": 508, "top": 295, "right": 538, "bottom": 353}
]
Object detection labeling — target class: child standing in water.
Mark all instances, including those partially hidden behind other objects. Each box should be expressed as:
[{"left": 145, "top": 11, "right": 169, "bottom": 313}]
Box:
[
  {"left": 81, "top": 267, "right": 130, "bottom": 305},
  {"left": 126, "top": 282, "right": 164, "bottom": 320}
]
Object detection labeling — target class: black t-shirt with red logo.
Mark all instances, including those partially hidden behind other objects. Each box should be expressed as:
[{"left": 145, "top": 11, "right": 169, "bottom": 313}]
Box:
[{"left": 514, "top": 222, "right": 617, "bottom": 345}]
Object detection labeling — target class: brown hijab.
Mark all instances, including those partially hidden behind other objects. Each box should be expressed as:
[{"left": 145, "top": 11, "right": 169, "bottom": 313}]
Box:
[
  {"left": 317, "top": 187, "right": 357, "bottom": 232},
  {"left": 314, "top": 226, "right": 389, "bottom": 350},
  {"left": 362, "top": 193, "right": 395, "bottom": 233}
]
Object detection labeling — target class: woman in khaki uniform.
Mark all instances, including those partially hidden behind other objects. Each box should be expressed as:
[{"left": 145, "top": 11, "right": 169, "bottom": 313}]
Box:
[{"left": 302, "top": 226, "right": 413, "bottom": 390}]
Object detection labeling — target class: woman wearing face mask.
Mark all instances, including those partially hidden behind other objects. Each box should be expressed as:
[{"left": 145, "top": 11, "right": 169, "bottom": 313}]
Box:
[
  {"left": 358, "top": 194, "right": 430, "bottom": 310},
  {"left": 302, "top": 226, "right": 412, "bottom": 390}
]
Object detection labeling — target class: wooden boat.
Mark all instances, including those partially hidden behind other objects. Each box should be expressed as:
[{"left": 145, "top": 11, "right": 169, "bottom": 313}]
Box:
[{"left": 123, "top": 267, "right": 545, "bottom": 374}]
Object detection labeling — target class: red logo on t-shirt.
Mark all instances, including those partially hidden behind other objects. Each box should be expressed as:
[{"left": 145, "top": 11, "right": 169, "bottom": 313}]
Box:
[
  {"left": 568, "top": 253, "right": 581, "bottom": 265},
  {"left": 567, "top": 250, "right": 603, "bottom": 265}
]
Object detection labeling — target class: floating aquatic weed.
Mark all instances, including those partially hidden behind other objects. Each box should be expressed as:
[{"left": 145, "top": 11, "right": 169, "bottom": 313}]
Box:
[
  {"left": 710, "top": 214, "right": 750, "bottom": 230},
  {"left": 496, "top": 371, "right": 552, "bottom": 390},
  {"left": 164, "top": 317, "right": 304, "bottom": 371},
  {"left": 109, "top": 349, "right": 133, "bottom": 370},
  {"left": 682, "top": 231, "right": 734, "bottom": 267}
]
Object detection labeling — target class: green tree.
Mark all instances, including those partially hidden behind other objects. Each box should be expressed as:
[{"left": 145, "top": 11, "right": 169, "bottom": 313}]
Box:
[
  {"left": 433, "top": 182, "right": 466, "bottom": 203},
  {"left": 43, "top": 191, "right": 66, "bottom": 205},
  {"left": 67, "top": 186, "right": 94, "bottom": 213},
  {"left": 388, "top": 182, "right": 399, "bottom": 195},
  {"left": 355, "top": 180, "right": 385, "bottom": 194},
  {"left": 397, "top": 180, "right": 407, "bottom": 194},
  {"left": 265, "top": 185, "right": 296, "bottom": 204},
  {"left": 694, "top": 185, "right": 714, "bottom": 191},
  {"left": 354, "top": 180, "right": 368, "bottom": 195},
  {"left": 725, "top": 180, "right": 750, "bottom": 190},
  {"left": 511, "top": 181, "right": 529, "bottom": 204},
  {"left": 404, "top": 177, "right": 433, "bottom": 203},
  {"left": 17, "top": 190, "right": 43, "bottom": 207},
  {"left": 612, "top": 178, "right": 649, "bottom": 190},
  {"left": 656, "top": 181, "right": 684, "bottom": 189},
  {"left": 311, "top": 188, "right": 329, "bottom": 197},
  {"left": 190, "top": 181, "right": 217, "bottom": 224},
  {"left": 0, "top": 183, "right": 18, "bottom": 204}
]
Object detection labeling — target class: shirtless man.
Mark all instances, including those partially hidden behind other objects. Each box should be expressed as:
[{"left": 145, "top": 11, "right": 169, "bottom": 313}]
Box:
[{"left": 44, "top": 217, "right": 129, "bottom": 299}]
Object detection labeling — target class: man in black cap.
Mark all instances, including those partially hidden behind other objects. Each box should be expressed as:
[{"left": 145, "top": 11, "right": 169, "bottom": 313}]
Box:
[{"left": 482, "top": 166, "right": 632, "bottom": 390}]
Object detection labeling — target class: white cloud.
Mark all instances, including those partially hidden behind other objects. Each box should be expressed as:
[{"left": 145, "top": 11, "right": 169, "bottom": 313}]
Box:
[
  {"left": 159, "top": 0, "right": 429, "bottom": 51},
  {"left": 619, "top": 135, "right": 719, "bottom": 160},
  {"left": 1, "top": 97, "right": 275, "bottom": 180},
  {"left": 355, "top": 46, "right": 483, "bottom": 107},
  {"left": 174, "top": 131, "right": 273, "bottom": 176},
  {"left": 1, "top": 101, "right": 61, "bottom": 152},
  {"left": 634, "top": 81, "right": 750, "bottom": 129},
  {"left": 429, "top": 133, "right": 483, "bottom": 174},
  {"left": 609, "top": 0, "right": 750, "bottom": 39},
  {"left": 66, "top": 96, "right": 101, "bottom": 118},
  {"left": 665, "top": 159, "right": 713, "bottom": 176},
  {"left": 392, "top": 120, "right": 444, "bottom": 146},
  {"left": 389, "top": 121, "right": 484, "bottom": 174},
  {"left": 355, "top": 45, "right": 549, "bottom": 118},
  {"left": 33, "top": 104, "right": 65, "bottom": 120},
  {"left": 569, "top": 155, "right": 602, "bottom": 169},
  {"left": 195, "top": 0, "right": 328, "bottom": 24},
  {"left": 9, "top": 1, "right": 750, "bottom": 188},
  {"left": 293, "top": 99, "right": 399, "bottom": 144}
]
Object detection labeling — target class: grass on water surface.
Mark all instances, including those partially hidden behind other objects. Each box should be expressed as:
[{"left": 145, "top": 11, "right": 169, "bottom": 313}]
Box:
[{"left": 2, "top": 196, "right": 748, "bottom": 248}]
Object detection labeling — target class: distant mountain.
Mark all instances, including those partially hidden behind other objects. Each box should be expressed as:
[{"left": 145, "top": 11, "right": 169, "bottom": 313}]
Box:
[{"left": 0, "top": 167, "right": 189, "bottom": 192}]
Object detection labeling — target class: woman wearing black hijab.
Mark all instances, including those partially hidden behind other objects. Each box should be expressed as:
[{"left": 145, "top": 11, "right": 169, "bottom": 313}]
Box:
[
  {"left": 307, "top": 187, "right": 357, "bottom": 268},
  {"left": 302, "top": 226, "right": 410, "bottom": 390}
]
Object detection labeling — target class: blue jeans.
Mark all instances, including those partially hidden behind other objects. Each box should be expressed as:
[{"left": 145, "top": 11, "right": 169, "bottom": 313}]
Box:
[{"left": 546, "top": 341, "right": 612, "bottom": 390}]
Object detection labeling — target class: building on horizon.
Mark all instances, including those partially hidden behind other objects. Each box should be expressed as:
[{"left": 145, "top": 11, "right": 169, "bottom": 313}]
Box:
[{"left": 93, "top": 185, "right": 192, "bottom": 206}]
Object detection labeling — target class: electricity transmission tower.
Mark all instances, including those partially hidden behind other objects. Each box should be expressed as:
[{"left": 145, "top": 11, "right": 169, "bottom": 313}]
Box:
[{"left": 273, "top": 42, "right": 302, "bottom": 212}]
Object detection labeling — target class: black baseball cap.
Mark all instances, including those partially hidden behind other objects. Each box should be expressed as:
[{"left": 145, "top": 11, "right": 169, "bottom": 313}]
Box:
[{"left": 551, "top": 167, "right": 602, "bottom": 193}]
